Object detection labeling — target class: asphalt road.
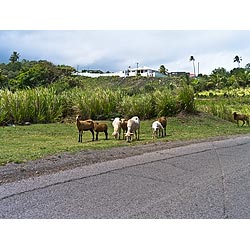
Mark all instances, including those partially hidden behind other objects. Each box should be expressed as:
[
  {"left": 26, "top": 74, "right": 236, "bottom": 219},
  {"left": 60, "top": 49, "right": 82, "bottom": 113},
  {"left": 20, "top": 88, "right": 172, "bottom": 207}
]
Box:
[{"left": 1, "top": 135, "right": 250, "bottom": 219}]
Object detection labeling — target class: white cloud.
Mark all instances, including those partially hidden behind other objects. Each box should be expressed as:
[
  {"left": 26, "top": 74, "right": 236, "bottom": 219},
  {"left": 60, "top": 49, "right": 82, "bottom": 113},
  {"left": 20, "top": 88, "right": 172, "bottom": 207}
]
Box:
[{"left": 0, "top": 30, "right": 250, "bottom": 74}]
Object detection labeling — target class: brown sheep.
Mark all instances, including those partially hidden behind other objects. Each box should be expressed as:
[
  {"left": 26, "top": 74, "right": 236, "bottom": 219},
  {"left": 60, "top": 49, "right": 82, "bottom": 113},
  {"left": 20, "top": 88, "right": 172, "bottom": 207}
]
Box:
[
  {"left": 157, "top": 116, "right": 167, "bottom": 137},
  {"left": 120, "top": 118, "right": 128, "bottom": 140},
  {"left": 76, "top": 115, "right": 94, "bottom": 142},
  {"left": 94, "top": 122, "right": 108, "bottom": 140},
  {"left": 233, "top": 112, "right": 249, "bottom": 127}
]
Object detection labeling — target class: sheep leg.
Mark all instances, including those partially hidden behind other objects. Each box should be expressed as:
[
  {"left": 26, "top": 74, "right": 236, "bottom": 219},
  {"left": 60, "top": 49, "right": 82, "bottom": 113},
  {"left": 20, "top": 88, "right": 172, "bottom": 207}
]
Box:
[
  {"left": 95, "top": 132, "right": 99, "bottom": 141},
  {"left": 242, "top": 120, "right": 245, "bottom": 127},
  {"left": 118, "top": 128, "right": 121, "bottom": 140},
  {"left": 78, "top": 131, "right": 82, "bottom": 143},
  {"left": 105, "top": 131, "right": 108, "bottom": 140},
  {"left": 90, "top": 129, "right": 95, "bottom": 141}
]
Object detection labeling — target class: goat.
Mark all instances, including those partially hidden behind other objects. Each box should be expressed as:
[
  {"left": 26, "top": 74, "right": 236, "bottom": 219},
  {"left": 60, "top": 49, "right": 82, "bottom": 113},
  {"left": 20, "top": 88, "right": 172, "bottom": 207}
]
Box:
[
  {"left": 76, "top": 115, "right": 94, "bottom": 142},
  {"left": 112, "top": 118, "right": 128, "bottom": 140},
  {"left": 152, "top": 120, "right": 164, "bottom": 138},
  {"left": 125, "top": 116, "right": 140, "bottom": 142},
  {"left": 157, "top": 116, "right": 167, "bottom": 137},
  {"left": 120, "top": 118, "right": 128, "bottom": 140},
  {"left": 112, "top": 117, "right": 121, "bottom": 139},
  {"left": 233, "top": 112, "right": 250, "bottom": 127},
  {"left": 94, "top": 122, "right": 108, "bottom": 140}
]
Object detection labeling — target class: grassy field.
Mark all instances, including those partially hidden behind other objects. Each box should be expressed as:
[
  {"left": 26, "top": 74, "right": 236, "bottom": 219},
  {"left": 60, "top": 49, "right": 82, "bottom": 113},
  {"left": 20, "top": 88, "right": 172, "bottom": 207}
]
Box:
[{"left": 1, "top": 112, "right": 250, "bottom": 166}]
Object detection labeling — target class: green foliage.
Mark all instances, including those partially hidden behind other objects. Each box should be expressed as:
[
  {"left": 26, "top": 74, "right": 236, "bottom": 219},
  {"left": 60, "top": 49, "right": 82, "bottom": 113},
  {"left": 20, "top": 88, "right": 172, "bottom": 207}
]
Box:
[
  {"left": 189, "top": 66, "right": 250, "bottom": 91},
  {"left": 177, "top": 84, "right": 195, "bottom": 113},
  {"left": 0, "top": 83, "right": 196, "bottom": 125},
  {"left": 0, "top": 88, "right": 63, "bottom": 124},
  {"left": 196, "top": 88, "right": 250, "bottom": 123},
  {"left": 153, "top": 89, "right": 177, "bottom": 116}
]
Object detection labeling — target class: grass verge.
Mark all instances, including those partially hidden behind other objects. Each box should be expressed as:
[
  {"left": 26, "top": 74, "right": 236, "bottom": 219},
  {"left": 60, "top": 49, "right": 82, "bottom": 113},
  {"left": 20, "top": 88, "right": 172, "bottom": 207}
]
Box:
[{"left": 0, "top": 112, "right": 250, "bottom": 166}]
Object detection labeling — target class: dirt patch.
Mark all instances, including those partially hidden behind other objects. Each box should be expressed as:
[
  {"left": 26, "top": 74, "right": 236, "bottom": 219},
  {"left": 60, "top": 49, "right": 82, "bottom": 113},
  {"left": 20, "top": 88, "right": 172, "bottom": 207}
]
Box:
[{"left": 0, "top": 134, "right": 242, "bottom": 185}]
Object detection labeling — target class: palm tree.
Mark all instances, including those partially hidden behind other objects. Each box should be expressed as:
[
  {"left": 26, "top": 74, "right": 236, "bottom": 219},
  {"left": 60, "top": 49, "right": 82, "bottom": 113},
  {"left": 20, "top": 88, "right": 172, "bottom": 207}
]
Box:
[
  {"left": 189, "top": 55, "right": 196, "bottom": 76},
  {"left": 233, "top": 55, "right": 242, "bottom": 68},
  {"left": 159, "top": 65, "right": 167, "bottom": 75}
]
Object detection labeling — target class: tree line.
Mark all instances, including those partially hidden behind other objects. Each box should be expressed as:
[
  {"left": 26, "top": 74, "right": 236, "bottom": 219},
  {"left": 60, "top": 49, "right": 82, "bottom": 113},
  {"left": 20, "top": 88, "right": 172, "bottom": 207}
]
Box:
[
  {"left": 1, "top": 51, "right": 250, "bottom": 92},
  {"left": 0, "top": 52, "right": 75, "bottom": 90}
]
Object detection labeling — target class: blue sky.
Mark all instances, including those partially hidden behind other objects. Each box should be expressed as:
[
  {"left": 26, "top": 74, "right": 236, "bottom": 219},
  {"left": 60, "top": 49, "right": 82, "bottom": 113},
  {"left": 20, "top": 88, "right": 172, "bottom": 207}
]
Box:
[{"left": 0, "top": 30, "right": 250, "bottom": 75}]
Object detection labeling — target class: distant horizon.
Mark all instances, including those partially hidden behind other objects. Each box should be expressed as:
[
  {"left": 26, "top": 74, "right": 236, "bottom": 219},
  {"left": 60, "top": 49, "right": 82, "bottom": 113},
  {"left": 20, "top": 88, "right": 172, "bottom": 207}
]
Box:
[{"left": 1, "top": 30, "right": 250, "bottom": 76}]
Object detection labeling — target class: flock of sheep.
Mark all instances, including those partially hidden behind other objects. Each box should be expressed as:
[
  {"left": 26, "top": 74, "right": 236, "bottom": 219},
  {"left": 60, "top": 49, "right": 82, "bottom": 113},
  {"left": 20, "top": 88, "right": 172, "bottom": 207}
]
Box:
[
  {"left": 76, "top": 111, "right": 249, "bottom": 143},
  {"left": 76, "top": 115, "right": 167, "bottom": 143}
]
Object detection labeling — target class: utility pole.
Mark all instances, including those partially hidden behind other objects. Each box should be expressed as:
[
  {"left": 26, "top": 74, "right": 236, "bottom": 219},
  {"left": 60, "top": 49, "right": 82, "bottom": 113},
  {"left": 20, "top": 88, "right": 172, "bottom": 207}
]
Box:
[{"left": 197, "top": 62, "right": 200, "bottom": 76}]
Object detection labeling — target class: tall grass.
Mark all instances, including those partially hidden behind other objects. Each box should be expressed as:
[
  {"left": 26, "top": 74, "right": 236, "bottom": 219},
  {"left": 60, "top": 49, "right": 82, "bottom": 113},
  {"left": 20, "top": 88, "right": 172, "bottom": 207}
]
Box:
[
  {"left": 153, "top": 89, "right": 177, "bottom": 116},
  {"left": 118, "top": 93, "right": 156, "bottom": 119},
  {"left": 0, "top": 84, "right": 195, "bottom": 124},
  {"left": 0, "top": 88, "right": 63, "bottom": 124},
  {"left": 196, "top": 96, "right": 250, "bottom": 122}
]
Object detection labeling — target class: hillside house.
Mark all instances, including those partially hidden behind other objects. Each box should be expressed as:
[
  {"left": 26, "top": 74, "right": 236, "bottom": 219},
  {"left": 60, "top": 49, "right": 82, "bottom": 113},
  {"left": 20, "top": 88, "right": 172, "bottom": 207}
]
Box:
[{"left": 76, "top": 66, "right": 167, "bottom": 78}]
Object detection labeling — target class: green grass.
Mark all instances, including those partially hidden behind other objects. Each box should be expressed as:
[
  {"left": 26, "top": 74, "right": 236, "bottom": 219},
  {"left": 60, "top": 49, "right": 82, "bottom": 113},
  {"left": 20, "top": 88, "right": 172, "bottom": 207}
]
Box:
[{"left": 0, "top": 113, "right": 250, "bottom": 166}]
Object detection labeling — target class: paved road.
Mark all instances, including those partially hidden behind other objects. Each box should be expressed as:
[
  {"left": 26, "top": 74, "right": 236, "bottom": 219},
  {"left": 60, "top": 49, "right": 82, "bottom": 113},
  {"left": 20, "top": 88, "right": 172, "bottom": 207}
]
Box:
[{"left": 1, "top": 135, "right": 250, "bottom": 218}]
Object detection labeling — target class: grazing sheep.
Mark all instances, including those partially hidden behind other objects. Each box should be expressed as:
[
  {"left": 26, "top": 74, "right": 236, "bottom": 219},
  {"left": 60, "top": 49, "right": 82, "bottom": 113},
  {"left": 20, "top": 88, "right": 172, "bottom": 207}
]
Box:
[
  {"left": 112, "top": 118, "right": 128, "bottom": 140},
  {"left": 94, "top": 122, "right": 108, "bottom": 140},
  {"left": 157, "top": 116, "right": 167, "bottom": 137},
  {"left": 233, "top": 112, "right": 250, "bottom": 127},
  {"left": 152, "top": 120, "right": 164, "bottom": 138},
  {"left": 125, "top": 116, "right": 140, "bottom": 142},
  {"left": 112, "top": 117, "right": 121, "bottom": 139},
  {"left": 76, "top": 115, "right": 94, "bottom": 142},
  {"left": 120, "top": 118, "right": 128, "bottom": 140}
]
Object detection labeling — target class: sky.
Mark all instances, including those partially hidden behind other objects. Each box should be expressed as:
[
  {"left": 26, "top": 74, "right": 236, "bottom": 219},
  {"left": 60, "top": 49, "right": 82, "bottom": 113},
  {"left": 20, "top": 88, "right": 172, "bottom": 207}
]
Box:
[{"left": 0, "top": 30, "right": 250, "bottom": 75}]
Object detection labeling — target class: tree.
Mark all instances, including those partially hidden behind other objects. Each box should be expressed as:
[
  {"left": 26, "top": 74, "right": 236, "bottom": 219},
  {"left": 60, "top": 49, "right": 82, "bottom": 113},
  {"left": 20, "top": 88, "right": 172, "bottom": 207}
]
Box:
[
  {"left": 159, "top": 65, "right": 167, "bottom": 75},
  {"left": 209, "top": 67, "right": 229, "bottom": 89},
  {"left": 9, "top": 51, "right": 20, "bottom": 63},
  {"left": 189, "top": 56, "right": 196, "bottom": 76},
  {"left": 11, "top": 60, "right": 61, "bottom": 89},
  {"left": 233, "top": 55, "right": 242, "bottom": 68},
  {"left": 245, "top": 63, "right": 250, "bottom": 70}
]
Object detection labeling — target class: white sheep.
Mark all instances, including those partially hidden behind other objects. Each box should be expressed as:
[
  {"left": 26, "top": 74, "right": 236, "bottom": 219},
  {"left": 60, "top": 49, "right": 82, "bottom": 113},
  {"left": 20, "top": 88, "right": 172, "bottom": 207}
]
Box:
[
  {"left": 125, "top": 116, "right": 140, "bottom": 142},
  {"left": 152, "top": 120, "right": 164, "bottom": 138},
  {"left": 112, "top": 117, "right": 121, "bottom": 139},
  {"left": 112, "top": 117, "right": 128, "bottom": 140}
]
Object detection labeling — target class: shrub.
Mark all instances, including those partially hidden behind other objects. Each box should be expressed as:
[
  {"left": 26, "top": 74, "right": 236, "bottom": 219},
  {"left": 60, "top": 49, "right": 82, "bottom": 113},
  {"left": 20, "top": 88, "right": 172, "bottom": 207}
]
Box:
[{"left": 177, "top": 84, "right": 195, "bottom": 113}]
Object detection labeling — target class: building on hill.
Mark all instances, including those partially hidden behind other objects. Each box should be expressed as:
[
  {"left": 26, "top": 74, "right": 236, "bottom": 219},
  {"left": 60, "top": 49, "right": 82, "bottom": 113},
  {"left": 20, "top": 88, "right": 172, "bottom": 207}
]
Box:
[{"left": 75, "top": 66, "right": 167, "bottom": 78}]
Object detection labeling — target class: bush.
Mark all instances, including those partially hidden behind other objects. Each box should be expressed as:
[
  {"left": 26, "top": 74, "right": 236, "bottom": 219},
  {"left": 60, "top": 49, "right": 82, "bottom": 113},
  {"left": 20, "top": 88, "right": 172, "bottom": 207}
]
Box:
[
  {"left": 177, "top": 84, "right": 195, "bottom": 113},
  {"left": 153, "top": 89, "right": 178, "bottom": 116}
]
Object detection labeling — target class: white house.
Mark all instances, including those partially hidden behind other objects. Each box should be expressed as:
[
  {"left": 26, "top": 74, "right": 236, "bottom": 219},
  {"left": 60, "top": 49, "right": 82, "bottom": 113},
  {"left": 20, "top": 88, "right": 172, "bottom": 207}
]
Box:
[
  {"left": 124, "top": 66, "right": 166, "bottom": 77},
  {"left": 76, "top": 66, "right": 167, "bottom": 78}
]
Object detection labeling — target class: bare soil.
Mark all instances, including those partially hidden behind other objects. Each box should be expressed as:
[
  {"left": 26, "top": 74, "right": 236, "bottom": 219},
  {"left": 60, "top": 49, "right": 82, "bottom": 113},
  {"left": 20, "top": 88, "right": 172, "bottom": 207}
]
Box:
[{"left": 0, "top": 135, "right": 239, "bottom": 185}]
